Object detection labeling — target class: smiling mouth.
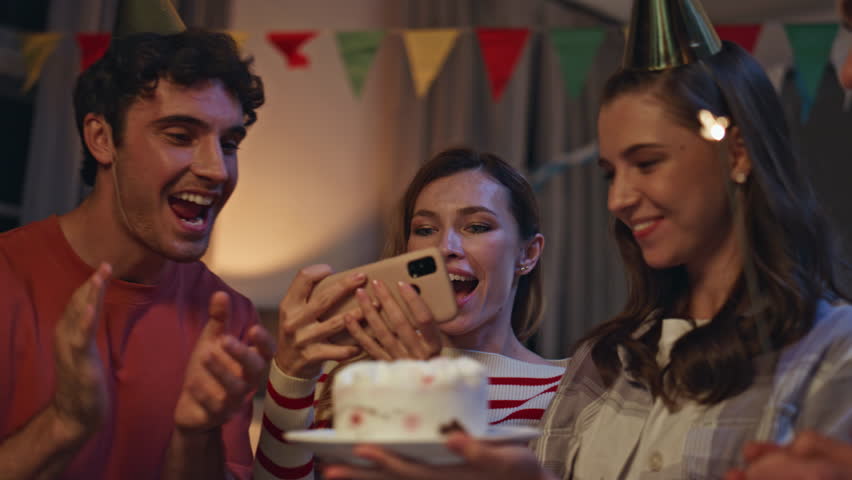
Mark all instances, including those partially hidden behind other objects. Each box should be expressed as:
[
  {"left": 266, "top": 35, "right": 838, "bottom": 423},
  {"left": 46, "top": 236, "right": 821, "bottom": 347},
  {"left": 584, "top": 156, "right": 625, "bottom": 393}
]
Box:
[
  {"left": 449, "top": 273, "right": 479, "bottom": 302},
  {"left": 631, "top": 218, "right": 662, "bottom": 238},
  {"left": 168, "top": 192, "right": 214, "bottom": 228}
]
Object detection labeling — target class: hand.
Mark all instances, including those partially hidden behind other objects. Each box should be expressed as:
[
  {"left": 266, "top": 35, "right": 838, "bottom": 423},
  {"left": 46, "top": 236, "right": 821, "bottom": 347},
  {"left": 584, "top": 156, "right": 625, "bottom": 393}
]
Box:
[
  {"left": 275, "top": 264, "right": 367, "bottom": 379},
  {"left": 173, "top": 291, "right": 274, "bottom": 433},
  {"left": 725, "top": 432, "right": 852, "bottom": 480},
  {"left": 323, "top": 431, "right": 556, "bottom": 480},
  {"left": 51, "top": 262, "right": 112, "bottom": 441},
  {"left": 344, "top": 279, "right": 443, "bottom": 361}
]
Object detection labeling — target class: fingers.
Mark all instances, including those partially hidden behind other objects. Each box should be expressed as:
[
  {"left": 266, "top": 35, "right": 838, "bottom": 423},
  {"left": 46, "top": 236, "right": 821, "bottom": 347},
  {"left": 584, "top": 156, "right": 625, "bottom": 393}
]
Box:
[
  {"left": 743, "top": 442, "right": 783, "bottom": 463},
  {"left": 292, "top": 309, "right": 358, "bottom": 346},
  {"left": 302, "top": 342, "right": 362, "bottom": 363},
  {"left": 346, "top": 312, "right": 392, "bottom": 361},
  {"left": 204, "top": 345, "right": 248, "bottom": 400},
  {"left": 177, "top": 333, "right": 270, "bottom": 430},
  {"left": 281, "top": 264, "right": 333, "bottom": 308},
  {"left": 397, "top": 281, "right": 443, "bottom": 357},
  {"left": 356, "top": 287, "right": 409, "bottom": 359},
  {"left": 446, "top": 432, "right": 544, "bottom": 477},
  {"left": 67, "top": 262, "right": 112, "bottom": 346},
  {"left": 372, "top": 280, "right": 427, "bottom": 358},
  {"left": 301, "top": 272, "right": 367, "bottom": 322},
  {"left": 722, "top": 469, "right": 746, "bottom": 480},
  {"left": 246, "top": 324, "right": 276, "bottom": 361},
  {"left": 789, "top": 431, "right": 852, "bottom": 465},
  {"left": 351, "top": 445, "right": 436, "bottom": 479},
  {"left": 204, "top": 291, "right": 231, "bottom": 339},
  {"left": 446, "top": 432, "right": 494, "bottom": 466}
]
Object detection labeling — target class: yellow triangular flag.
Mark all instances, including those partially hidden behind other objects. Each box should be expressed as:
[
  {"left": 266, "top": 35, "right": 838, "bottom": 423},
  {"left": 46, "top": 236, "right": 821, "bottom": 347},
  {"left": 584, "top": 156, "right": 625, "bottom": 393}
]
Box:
[
  {"left": 20, "top": 32, "right": 61, "bottom": 93},
  {"left": 402, "top": 29, "right": 460, "bottom": 97},
  {"left": 222, "top": 30, "right": 248, "bottom": 51}
]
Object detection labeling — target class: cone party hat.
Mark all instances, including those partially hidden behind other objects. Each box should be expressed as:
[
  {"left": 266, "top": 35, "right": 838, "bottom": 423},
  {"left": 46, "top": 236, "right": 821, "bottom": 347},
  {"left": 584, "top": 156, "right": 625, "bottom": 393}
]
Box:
[
  {"left": 623, "top": 0, "right": 721, "bottom": 71},
  {"left": 114, "top": 0, "right": 186, "bottom": 37}
]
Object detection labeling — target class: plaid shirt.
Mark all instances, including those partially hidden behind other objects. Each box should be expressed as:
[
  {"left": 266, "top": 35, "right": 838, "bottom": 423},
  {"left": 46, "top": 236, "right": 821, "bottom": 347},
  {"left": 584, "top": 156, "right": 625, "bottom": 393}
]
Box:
[{"left": 530, "top": 301, "right": 852, "bottom": 479}]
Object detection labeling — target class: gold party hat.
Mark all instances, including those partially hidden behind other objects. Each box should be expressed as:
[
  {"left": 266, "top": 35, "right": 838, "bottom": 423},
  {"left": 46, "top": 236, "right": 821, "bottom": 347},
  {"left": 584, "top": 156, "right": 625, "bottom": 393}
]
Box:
[
  {"left": 114, "top": 0, "right": 186, "bottom": 37},
  {"left": 623, "top": 0, "right": 721, "bottom": 71}
]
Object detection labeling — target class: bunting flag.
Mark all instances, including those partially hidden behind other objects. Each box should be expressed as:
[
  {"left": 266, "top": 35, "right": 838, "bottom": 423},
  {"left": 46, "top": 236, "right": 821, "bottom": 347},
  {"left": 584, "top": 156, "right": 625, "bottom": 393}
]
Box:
[
  {"left": 7, "top": 22, "right": 852, "bottom": 113},
  {"left": 76, "top": 33, "right": 111, "bottom": 71},
  {"left": 785, "top": 24, "right": 839, "bottom": 122},
  {"left": 267, "top": 31, "right": 317, "bottom": 68},
  {"left": 223, "top": 30, "right": 248, "bottom": 51},
  {"left": 402, "top": 29, "right": 460, "bottom": 98},
  {"left": 549, "top": 28, "right": 606, "bottom": 98},
  {"left": 335, "top": 30, "right": 385, "bottom": 98},
  {"left": 476, "top": 28, "right": 530, "bottom": 101},
  {"left": 716, "top": 25, "right": 762, "bottom": 53},
  {"left": 752, "top": 23, "right": 794, "bottom": 92},
  {"left": 20, "top": 33, "right": 61, "bottom": 92}
]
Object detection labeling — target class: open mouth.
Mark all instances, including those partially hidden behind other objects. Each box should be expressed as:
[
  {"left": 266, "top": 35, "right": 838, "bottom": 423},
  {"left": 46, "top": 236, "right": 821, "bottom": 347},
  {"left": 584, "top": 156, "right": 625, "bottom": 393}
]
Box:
[
  {"left": 449, "top": 273, "right": 479, "bottom": 304},
  {"left": 168, "top": 192, "right": 214, "bottom": 229}
]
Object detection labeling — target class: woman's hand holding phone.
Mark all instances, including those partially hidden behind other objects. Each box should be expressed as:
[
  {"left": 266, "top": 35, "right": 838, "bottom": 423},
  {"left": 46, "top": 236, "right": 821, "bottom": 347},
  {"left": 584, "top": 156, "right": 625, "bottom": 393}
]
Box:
[
  {"left": 274, "top": 264, "right": 368, "bottom": 379},
  {"left": 344, "top": 279, "right": 444, "bottom": 361}
]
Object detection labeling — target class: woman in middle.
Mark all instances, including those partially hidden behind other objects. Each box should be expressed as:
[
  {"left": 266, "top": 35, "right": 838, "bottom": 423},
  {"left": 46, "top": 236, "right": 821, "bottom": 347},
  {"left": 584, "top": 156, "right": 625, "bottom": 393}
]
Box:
[{"left": 253, "top": 147, "right": 568, "bottom": 480}]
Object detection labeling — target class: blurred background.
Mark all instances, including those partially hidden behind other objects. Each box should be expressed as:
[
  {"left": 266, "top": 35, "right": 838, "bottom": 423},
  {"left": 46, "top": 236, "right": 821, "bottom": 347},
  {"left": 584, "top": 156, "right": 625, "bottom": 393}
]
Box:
[{"left": 1, "top": 0, "right": 849, "bottom": 365}]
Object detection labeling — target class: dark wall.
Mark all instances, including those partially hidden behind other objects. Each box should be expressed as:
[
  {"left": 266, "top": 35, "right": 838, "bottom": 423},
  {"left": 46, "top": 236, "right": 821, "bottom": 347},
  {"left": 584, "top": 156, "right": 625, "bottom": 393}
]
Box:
[{"left": 787, "top": 68, "right": 852, "bottom": 288}]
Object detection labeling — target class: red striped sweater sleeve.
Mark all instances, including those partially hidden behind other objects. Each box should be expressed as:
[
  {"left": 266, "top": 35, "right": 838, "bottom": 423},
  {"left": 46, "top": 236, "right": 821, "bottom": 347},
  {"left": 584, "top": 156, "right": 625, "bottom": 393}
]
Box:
[{"left": 253, "top": 360, "right": 325, "bottom": 480}]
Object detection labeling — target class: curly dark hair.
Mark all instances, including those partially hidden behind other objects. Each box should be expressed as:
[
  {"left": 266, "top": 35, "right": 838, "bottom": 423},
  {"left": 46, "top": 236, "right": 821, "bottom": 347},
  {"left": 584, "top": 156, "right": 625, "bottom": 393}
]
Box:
[{"left": 73, "top": 29, "right": 265, "bottom": 186}]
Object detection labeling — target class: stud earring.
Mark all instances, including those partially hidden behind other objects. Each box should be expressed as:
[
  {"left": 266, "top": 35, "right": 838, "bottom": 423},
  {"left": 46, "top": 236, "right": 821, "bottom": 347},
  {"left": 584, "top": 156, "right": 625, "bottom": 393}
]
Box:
[
  {"left": 518, "top": 265, "right": 529, "bottom": 273},
  {"left": 734, "top": 172, "right": 748, "bottom": 184}
]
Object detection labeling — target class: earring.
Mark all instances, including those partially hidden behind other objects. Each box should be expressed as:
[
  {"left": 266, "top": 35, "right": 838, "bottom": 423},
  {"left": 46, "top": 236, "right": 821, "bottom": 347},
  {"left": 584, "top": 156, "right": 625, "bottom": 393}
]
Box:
[
  {"left": 734, "top": 172, "right": 748, "bottom": 184},
  {"left": 518, "top": 265, "right": 529, "bottom": 273}
]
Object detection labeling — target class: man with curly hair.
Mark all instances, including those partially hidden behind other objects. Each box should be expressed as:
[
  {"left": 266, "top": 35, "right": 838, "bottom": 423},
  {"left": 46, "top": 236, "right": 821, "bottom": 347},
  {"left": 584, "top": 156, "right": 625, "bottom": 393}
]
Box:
[{"left": 0, "top": 30, "right": 273, "bottom": 479}]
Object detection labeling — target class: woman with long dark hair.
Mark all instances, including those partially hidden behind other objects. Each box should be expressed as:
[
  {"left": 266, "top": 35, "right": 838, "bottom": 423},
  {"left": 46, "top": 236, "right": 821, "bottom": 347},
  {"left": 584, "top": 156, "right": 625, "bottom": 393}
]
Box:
[{"left": 321, "top": 1, "right": 852, "bottom": 479}]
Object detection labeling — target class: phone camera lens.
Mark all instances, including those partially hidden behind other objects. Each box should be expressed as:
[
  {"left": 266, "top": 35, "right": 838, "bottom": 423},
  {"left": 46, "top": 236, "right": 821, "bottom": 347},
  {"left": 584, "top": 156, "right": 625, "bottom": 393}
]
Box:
[{"left": 407, "top": 257, "right": 437, "bottom": 278}]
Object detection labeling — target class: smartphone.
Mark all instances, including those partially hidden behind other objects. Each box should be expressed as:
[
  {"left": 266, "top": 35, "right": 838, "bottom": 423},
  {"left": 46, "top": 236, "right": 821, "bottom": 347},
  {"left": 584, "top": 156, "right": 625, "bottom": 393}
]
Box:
[{"left": 313, "top": 247, "right": 458, "bottom": 335}]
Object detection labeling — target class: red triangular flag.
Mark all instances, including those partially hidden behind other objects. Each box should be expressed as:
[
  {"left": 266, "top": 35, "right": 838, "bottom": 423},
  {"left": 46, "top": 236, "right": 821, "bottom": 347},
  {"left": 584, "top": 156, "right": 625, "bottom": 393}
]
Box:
[
  {"left": 476, "top": 28, "right": 530, "bottom": 101},
  {"left": 76, "top": 33, "right": 112, "bottom": 71},
  {"left": 716, "top": 25, "right": 762, "bottom": 53},
  {"left": 267, "top": 32, "right": 317, "bottom": 68}
]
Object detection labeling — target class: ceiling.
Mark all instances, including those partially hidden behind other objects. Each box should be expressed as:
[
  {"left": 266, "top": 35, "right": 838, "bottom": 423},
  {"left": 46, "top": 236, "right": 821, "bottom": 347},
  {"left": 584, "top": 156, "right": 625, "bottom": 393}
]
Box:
[{"left": 570, "top": 0, "right": 837, "bottom": 24}]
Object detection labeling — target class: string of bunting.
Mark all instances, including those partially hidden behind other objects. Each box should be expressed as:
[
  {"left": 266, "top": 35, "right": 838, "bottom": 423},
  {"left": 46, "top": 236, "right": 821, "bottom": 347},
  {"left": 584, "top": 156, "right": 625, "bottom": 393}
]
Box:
[{"left": 7, "top": 22, "right": 850, "bottom": 122}]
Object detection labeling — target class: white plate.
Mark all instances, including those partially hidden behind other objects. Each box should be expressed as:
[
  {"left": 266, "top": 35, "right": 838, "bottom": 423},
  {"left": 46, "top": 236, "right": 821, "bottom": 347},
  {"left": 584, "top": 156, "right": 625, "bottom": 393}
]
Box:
[{"left": 283, "top": 425, "right": 540, "bottom": 466}]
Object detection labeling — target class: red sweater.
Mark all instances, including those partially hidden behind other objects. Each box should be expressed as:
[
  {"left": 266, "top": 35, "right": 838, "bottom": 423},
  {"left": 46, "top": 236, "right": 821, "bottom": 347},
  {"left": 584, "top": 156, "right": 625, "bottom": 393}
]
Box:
[{"left": 0, "top": 216, "right": 257, "bottom": 479}]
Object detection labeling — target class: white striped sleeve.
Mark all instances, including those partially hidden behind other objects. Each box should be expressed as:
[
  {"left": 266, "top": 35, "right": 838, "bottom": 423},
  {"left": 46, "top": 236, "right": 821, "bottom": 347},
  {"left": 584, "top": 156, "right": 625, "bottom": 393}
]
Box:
[{"left": 253, "top": 360, "right": 318, "bottom": 480}]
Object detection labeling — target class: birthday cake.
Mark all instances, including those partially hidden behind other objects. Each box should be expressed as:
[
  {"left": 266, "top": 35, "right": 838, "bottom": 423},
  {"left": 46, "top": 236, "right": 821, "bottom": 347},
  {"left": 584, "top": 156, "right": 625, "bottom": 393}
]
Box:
[{"left": 332, "top": 357, "right": 488, "bottom": 440}]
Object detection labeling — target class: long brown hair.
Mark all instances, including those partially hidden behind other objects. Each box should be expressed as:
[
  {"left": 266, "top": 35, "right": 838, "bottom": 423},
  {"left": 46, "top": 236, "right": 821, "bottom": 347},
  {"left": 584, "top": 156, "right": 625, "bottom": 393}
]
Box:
[
  {"left": 316, "top": 147, "right": 545, "bottom": 423},
  {"left": 581, "top": 42, "right": 849, "bottom": 407}
]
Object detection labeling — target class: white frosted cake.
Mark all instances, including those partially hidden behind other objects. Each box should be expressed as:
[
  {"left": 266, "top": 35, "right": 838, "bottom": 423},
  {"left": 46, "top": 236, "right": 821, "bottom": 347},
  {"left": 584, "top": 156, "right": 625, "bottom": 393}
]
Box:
[{"left": 332, "top": 357, "right": 488, "bottom": 440}]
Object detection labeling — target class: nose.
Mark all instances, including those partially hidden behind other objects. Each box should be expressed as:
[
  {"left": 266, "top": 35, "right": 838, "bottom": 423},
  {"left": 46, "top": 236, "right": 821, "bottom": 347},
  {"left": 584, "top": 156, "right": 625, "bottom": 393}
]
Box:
[
  {"left": 841, "top": 49, "right": 852, "bottom": 90},
  {"left": 439, "top": 229, "right": 464, "bottom": 259},
  {"left": 190, "top": 138, "right": 230, "bottom": 184},
  {"left": 607, "top": 171, "right": 639, "bottom": 215}
]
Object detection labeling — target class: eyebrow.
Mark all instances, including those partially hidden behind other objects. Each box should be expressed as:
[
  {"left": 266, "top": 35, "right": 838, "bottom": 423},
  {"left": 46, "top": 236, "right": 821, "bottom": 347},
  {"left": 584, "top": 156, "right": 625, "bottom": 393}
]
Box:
[
  {"left": 151, "top": 115, "right": 247, "bottom": 138},
  {"left": 598, "top": 142, "right": 666, "bottom": 164},
  {"left": 621, "top": 142, "right": 665, "bottom": 156},
  {"left": 412, "top": 205, "right": 499, "bottom": 219}
]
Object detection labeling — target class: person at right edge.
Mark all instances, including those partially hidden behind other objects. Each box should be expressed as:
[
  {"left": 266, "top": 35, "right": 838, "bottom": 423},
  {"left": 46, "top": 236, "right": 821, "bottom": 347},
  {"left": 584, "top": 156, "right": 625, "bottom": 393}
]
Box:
[{"left": 321, "top": 0, "right": 852, "bottom": 479}]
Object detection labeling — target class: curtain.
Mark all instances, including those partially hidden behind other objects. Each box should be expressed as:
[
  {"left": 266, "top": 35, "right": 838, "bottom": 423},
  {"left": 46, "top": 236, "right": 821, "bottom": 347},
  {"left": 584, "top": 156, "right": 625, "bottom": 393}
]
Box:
[
  {"left": 371, "top": 0, "right": 627, "bottom": 358},
  {"left": 20, "top": 0, "right": 118, "bottom": 224}
]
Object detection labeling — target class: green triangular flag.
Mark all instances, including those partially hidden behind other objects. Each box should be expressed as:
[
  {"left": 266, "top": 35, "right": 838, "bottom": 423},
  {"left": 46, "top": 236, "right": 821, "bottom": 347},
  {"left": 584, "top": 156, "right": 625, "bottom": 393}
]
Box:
[
  {"left": 335, "top": 30, "right": 385, "bottom": 98},
  {"left": 785, "top": 23, "right": 838, "bottom": 122},
  {"left": 549, "top": 27, "right": 606, "bottom": 98}
]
